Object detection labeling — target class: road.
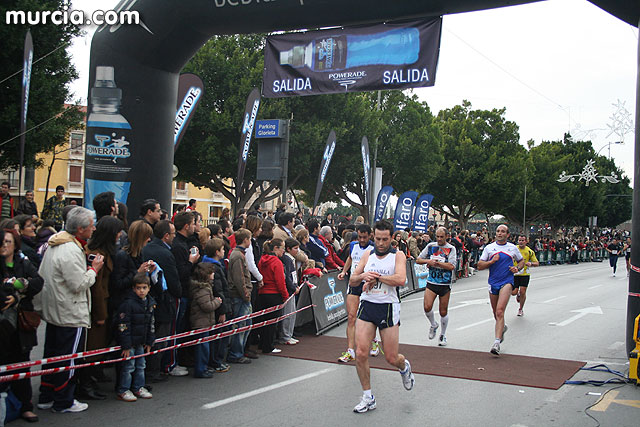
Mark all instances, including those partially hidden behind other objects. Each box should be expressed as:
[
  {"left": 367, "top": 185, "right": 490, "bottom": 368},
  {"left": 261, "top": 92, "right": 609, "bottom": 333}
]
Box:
[{"left": 15, "top": 260, "right": 639, "bottom": 426}]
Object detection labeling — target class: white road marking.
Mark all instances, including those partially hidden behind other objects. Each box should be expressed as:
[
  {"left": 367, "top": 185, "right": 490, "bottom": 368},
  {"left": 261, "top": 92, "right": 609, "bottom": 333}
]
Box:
[
  {"left": 553, "top": 306, "right": 603, "bottom": 327},
  {"left": 456, "top": 318, "right": 494, "bottom": 331},
  {"left": 449, "top": 298, "right": 488, "bottom": 310},
  {"left": 202, "top": 368, "right": 336, "bottom": 410},
  {"left": 531, "top": 266, "right": 602, "bottom": 281},
  {"left": 589, "top": 285, "right": 603, "bottom": 290},
  {"left": 402, "top": 286, "right": 487, "bottom": 303},
  {"left": 543, "top": 296, "right": 567, "bottom": 304}
]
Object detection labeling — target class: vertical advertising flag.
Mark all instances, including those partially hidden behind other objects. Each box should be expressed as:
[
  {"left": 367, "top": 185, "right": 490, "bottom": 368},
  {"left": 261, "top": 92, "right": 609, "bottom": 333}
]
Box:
[
  {"left": 236, "top": 88, "right": 261, "bottom": 207},
  {"left": 19, "top": 30, "right": 33, "bottom": 197},
  {"left": 312, "top": 130, "right": 337, "bottom": 215},
  {"left": 174, "top": 73, "right": 204, "bottom": 152},
  {"left": 262, "top": 18, "right": 442, "bottom": 97},
  {"left": 412, "top": 194, "right": 434, "bottom": 232},
  {"left": 393, "top": 191, "right": 418, "bottom": 232},
  {"left": 374, "top": 185, "right": 394, "bottom": 223},
  {"left": 361, "top": 136, "right": 371, "bottom": 209}
]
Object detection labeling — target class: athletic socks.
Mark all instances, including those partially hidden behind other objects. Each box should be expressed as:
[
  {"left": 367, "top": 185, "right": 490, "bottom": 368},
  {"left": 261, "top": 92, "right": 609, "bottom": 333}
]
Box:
[
  {"left": 348, "top": 348, "right": 355, "bottom": 358},
  {"left": 399, "top": 361, "right": 408, "bottom": 374},
  {"left": 425, "top": 309, "right": 437, "bottom": 327},
  {"left": 363, "top": 389, "right": 373, "bottom": 399},
  {"left": 441, "top": 315, "right": 449, "bottom": 336},
  {"left": 494, "top": 338, "right": 501, "bottom": 345}
]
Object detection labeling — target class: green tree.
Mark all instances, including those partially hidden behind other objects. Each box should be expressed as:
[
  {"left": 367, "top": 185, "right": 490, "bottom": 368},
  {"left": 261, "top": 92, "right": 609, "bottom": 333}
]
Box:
[
  {"left": 431, "top": 101, "right": 526, "bottom": 229},
  {"left": 0, "top": 0, "right": 84, "bottom": 172}
]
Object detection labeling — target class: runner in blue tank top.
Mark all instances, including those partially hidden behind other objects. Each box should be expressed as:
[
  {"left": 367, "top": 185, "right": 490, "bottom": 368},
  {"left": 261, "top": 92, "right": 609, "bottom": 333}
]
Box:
[{"left": 477, "top": 224, "right": 524, "bottom": 355}]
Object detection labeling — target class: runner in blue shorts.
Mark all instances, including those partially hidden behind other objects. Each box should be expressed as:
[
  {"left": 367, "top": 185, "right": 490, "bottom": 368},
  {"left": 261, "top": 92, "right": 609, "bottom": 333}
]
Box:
[{"left": 477, "top": 224, "right": 524, "bottom": 355}]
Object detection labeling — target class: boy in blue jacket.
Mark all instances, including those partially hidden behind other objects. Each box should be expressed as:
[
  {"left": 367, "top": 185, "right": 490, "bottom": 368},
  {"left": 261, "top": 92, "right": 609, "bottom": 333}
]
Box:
[{"left": 115, "top": 272, "right": 156, "bottom": 402}]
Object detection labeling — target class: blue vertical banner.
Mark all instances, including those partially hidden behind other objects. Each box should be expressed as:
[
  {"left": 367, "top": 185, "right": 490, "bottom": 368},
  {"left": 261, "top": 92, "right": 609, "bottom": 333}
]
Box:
[
  {"left": 393, "top": 191, "right": 418, "bottom": 231},
  {"left": 19, "top": 29, "right": 33, "bottom": 197},
  {"left": 374, "top": 185, "right": 394, "bottom": 223},
  {"left": 312, "top": 130, "right": 337, "bottom": 215},
  {"left": 361, "top": 136, "right": 371, "bottom": 209},
  {"left": 235, "top": 88, "right": 261, "bottom": 210},
  {"left": 412, "top": 194, "right": 434, "bottom": 232},
  {"left": 174, "top": 73, "right": 204, "bottom": 152}
]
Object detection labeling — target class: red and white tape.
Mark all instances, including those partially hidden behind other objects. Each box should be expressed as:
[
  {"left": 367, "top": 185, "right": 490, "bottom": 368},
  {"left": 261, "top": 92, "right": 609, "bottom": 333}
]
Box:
[
  {"left": 0, "top": 293, "right": 298, "bottom": 374},
  {"left": 0, "top": 304, "right": 312, "bottom": 383}
]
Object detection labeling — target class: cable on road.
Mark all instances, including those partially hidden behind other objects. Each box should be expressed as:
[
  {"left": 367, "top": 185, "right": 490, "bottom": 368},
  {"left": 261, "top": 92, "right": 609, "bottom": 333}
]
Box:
[{"left": 583, "top": 383, "right": 628, "bottom": 427}]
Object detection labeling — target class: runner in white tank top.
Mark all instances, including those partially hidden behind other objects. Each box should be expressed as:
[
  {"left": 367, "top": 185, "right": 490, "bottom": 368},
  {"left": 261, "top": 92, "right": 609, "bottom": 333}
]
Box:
[{"left": 348, "top": 220, "right": 414, "bottom": 414}]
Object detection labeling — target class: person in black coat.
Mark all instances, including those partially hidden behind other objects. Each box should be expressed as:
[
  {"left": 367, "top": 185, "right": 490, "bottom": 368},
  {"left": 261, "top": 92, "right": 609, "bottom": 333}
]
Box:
[
  {"left": 201, "top": 238, "right": 232, "bottom": 372},
  {"left": 14, "top": 214, "right": 40, "bottom": 269},
  {"left": 1, "top": 228, "right": 43, "bottom": 422},
  {"left": 140, "top": 220, "right": 182, "bottom": 379}
]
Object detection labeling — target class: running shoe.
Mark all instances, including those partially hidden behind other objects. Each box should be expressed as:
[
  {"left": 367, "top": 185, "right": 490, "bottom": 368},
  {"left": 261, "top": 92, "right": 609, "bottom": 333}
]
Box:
[
  {"left": 370, "top": 340, "right": 381, "bottom": 357},
  {"left": 37, "top": 401, "right": 53, "bottom": 410},
  {"left": 500, "top": 324, "right": 508, "bottom": 343},
  {"left": 400, "top": 360, "right": 415, "bottom": 391},
  {"left": 134, "top": 387, "right": 153, "bottom": 399},
  {"left": 353, "top": 395, "right": 376, "bottom": 413},
  {"left": 117, "top": 390, "right": 137, "bottom": 402},
  {"left": 517, "top": 308, "right": 523, "bottom": 317},
  {"left": 338, "top": 351, "right": 354, "bottom": 363},
  {"left": 212, "top": 364, "right": 230, "bottom": 373},
  {"left": 51, "top": 400, "right": 89, "bottom": 413},
  {"left": 428, "top": 324, "right": 439, "bottom": 340},
  {"left": 490, "top": 341, "right": 500, "bottom": 355},
  {"left": 168, "top": 366, "right": 188, "bottom": 376},
  {"left": 438, "top": 335, "right": 448, "bottom": 347}
]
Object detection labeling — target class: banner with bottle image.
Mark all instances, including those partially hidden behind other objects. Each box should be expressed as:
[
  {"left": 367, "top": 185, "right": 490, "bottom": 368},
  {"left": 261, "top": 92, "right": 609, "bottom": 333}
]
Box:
[{"left": 262, "top": 18, "right": 442, "bottom": 97}]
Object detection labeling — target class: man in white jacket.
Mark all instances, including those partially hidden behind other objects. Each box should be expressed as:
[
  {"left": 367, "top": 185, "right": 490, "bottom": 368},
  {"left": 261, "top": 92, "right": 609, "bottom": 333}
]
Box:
[{"left": 37, "top": 207, "right": 104, "bottom": 414}]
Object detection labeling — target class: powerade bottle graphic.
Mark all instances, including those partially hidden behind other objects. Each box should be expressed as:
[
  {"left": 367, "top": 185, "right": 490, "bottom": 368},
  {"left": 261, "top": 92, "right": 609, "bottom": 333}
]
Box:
[
  {"left": 279, "top": 27, "right": 420, "bottom": 71},
  {"left": 84, "top": 66, "right": 133, "bottom": 207}
]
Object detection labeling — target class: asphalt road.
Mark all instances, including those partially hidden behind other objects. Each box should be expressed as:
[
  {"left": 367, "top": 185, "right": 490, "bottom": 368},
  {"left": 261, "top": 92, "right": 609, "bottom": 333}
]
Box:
[{"left": 11, "top": 259, "right": 640, "bottom": 426}]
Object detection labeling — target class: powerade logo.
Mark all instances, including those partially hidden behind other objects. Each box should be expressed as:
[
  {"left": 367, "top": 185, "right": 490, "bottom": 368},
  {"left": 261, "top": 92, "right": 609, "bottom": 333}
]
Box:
[
  {"left": 88, "top": 133, "right": 131, "bottom": 164},
  {"left": 319, "top": 140, "right": 336, "bottom": 184},
  {"left": 174, "top": 86, "right": 202, "bottom": 143},
  {"left": 324, "top": 277, "right": 344, "bottom": 311},
  {"left": 361, "top": 143, "right": 370, "bottom": 189},
  {"left": 241, "top": 99, "right": 260, "bottom": 162},
  {"left": 318, "top": 38, "right": 335, "bottom": 70}
]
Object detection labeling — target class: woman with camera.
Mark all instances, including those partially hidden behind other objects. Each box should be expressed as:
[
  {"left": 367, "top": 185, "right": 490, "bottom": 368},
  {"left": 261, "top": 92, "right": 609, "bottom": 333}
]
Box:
[{"left": 1, "top": 227, "right": 44, "bottom": 422}]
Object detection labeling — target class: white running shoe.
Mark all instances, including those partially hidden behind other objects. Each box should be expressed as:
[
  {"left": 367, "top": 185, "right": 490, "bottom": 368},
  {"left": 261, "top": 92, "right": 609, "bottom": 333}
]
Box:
[
  {"left": 428, "top": 324, "right": 439, "bottom": 340},
  {"left": 400, "top": 360, "right": 415, "bottom": 391},
  {"left": 490, "top": 341, "right": 500, "bottom": 355},
  {"left": 370, "top": 339, "right": 381, "bottom": 357},
  {"left": 269, "top": 348, "right": 282, "bottom": 353},
  {"left": 51, "top": 399, "right": 89, "bottom": 413},
  {"left": 353, "top": 395, "right": 376, "bottom": 413},
  {"left": 117, "top": 390, "right": 137, "bottom": 402},
  {"left": 338, "top": 350, "right": 355, "bottom": 363},
  {"left": 169, "top": 366, "right": 188, "bottom": 376},
  {"left": 134, "top": 387, "right": 153, "bottom": 399},
  {"left": 438, "top": 335, "right": 447, "bottom": 347},
  {"left": 37, "top": 401, "right": 53, "bottom": 410},
  {"left": 500, "top": 324, "right": 508, "bottom": 343},
  {"left": 517, "top": 308, "right": 524, "bottom": 317}
]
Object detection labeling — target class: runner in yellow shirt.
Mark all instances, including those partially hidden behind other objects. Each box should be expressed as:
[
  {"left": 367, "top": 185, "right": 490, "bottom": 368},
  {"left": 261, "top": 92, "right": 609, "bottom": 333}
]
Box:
[{"left": 511, "top": 235, "right": 539, "bottom": 317}]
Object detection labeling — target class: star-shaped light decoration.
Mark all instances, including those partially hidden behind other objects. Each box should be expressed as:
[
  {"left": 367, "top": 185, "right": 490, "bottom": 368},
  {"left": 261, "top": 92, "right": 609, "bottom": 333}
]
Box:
[{"left": 557, "top": 159, "right": 619, "bottom": 186}]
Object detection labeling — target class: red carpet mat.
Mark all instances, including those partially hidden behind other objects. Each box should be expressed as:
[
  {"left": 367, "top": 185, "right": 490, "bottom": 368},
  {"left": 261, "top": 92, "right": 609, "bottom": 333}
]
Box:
[{"left": 272, "top": 335, "right": 584, "bottom": 390}]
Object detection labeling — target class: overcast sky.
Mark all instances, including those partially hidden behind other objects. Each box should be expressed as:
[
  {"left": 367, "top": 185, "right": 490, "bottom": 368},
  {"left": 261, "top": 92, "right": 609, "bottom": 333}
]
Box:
[{"left": 68, "top": 0, "right": 638, "bottom": 184}]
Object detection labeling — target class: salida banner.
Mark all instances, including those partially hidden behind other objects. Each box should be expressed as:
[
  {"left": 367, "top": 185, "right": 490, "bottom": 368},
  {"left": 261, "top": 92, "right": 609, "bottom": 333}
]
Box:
[{"left": 262, "top": 18, "right": 442, "bottom": 97}]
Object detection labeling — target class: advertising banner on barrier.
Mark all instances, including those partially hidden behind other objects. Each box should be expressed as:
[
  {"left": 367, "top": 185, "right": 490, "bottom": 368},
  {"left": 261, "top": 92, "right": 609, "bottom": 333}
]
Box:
[
  {"left": 393, "top": 190, "right": 418, "bottom": 232},
  {"left": 174, "top": 73, "right": 204, "bottom": 151},
  {"left": 399, "top": 259, "right": 415, "bottom": 297},
  {"left": 413, "top": 260, "right": 429, "bottom": 289},
  {"left": 262, "top": 18, "right": 442, "bottom": 98}
]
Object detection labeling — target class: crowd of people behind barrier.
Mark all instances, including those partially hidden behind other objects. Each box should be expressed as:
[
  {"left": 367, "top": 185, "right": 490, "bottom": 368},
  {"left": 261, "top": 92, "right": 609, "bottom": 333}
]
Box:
[{"left": 0, "top": 186, "right": 632, "bottom": 423}]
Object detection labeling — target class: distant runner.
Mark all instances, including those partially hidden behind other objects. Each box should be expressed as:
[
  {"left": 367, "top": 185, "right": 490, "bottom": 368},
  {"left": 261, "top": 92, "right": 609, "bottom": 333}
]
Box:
[
  {"left": 511, "top": 235, "right": 539, "bottom": 317},
  {"left": 623, "top": 237, "right": 631, "bottom": 277},
  {"left": 606, "top": 238, "right": 622, "bottom": 277}
]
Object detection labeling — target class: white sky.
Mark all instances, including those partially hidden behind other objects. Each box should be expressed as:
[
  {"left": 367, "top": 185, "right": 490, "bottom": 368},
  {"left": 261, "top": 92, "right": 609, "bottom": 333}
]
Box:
[{"left": 68, "top": 0, "right": 638, "bottom": 183}]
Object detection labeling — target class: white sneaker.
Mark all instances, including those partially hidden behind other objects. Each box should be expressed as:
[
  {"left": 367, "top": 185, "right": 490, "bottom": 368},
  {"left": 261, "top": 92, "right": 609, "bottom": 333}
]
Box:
[
  {"left": 37, "top": 401, "right": 53, "bottom": 410},
  {"left": 438, "top": 335, "right": 447, "bottom": 347},
  {"left": 173, "top": 365, "right": 188, "bottom": 373},
  {"left": 169, "top": 366, "right": 188, "bottom": 376},
  {"left": 353, "top": 395, "right": 376, "bottom": 413},
  {"left": 285, "top": 338, "right": 298, "bottom": 345},
  {"left": 51, "top": 399, "right": 89, "bottom": 413},
  {"left": 517, "top": 309, "right": 523, "bottom": 317},
  {"left": 428, "top": 324, "right": 439, "bottom": 340},
  {"left": 134, "top": 387, "right": 153, "bottom": 399},
  {"left": 117, "top": 390, "right": 137, "bottom": 402},
  {"left": 369, "top": 339, "right": 381, "bottom": 357},
  {"left": 490, "top": 341, "right": 500, "bottom": 355},
  {"left": 400, "top": 360, "right": 415, "bottom": 391},
  {"left": 269, "top": 348, "right": 282, "bottom": 353}
]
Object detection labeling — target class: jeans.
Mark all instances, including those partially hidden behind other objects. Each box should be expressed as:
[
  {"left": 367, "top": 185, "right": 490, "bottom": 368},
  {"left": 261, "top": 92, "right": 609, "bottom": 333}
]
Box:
[
  {"left": 228, "top": 298, "right": 252, "bottom": 361},
  {"left": 211, "top": 330, "right": 230, "bottom": 368},
  {"left": 118, "top": 345, "right": 146, "bottom": 394},
  {"left": 278, "top": 296, "right": 296, "bottom": 342},
  {"left": 194, "top": 333, "right": 210, "bottom": 376}
]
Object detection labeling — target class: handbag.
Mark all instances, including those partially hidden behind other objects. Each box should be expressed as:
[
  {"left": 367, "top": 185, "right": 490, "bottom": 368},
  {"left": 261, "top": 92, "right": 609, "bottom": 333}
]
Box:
[{"left": 17, "top": 308, "right": 41, "bottom": 332}]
